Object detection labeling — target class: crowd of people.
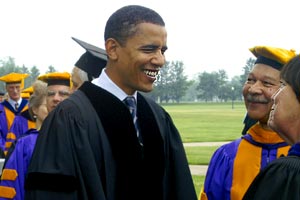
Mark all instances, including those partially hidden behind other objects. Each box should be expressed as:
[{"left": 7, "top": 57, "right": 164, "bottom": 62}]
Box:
[{"left": 0, "top": 4, "right": 299, "bottom": 200}]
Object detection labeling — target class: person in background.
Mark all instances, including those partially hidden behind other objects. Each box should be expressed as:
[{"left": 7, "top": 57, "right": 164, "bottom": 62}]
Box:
[
  {"left": 38, "top": 72, "right": 72, "bottom": 113},
  {"left": 243, "top": 54, "right": 300, "bottom": 200},
  {"left": 0, "top": 92, "right": 5, "bottom": 103},
  {"left": 20, "top": 86, "right": 35, "bottom": 122},
  {"left": 0, "top": 80, "right": 47, "bottom": 200},
  {"left": 71, "top": 37, "right": 107, "bottom": 91},
  {"left": 21, "top": 86, "right": 33, "bottom": 100},
  {"left": 0, "top": 73, "right": 35, "bottom": 155},
  {"left": 0, "top": 92, "right": 5, "bottom": 157},
  {"left": 25, "top": 5, "right": 197, "bottom": 200},
  {"left": 200, "top": 46, "right": 296, "bottom": 200},
  {"left": 0, "top": 72, "right": 72, "bottom": 200}
]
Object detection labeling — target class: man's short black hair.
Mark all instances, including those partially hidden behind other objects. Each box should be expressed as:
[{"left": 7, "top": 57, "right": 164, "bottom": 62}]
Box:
[{"left": 104, "top": 5, "right": 165, "bottom": 46}]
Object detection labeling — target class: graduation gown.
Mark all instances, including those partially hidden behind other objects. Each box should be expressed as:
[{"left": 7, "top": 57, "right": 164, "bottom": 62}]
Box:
[
  {"left": 243, "top": 143, "right": 300, "bottom": 200},
  {"left": 0, "top": 99, "right": 35, "bottom": 153},
  {"left": 200, "top": 124, "right": 290, "bottom": 200},
  {"left": 0, "top": 129, "right": 38, "bottom": 200},
  {"left": 25, "top": 82, "right": 197, "bottom": 200}
]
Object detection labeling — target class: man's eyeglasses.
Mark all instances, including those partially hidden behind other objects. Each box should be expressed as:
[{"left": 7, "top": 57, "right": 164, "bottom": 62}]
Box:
[{"left": 47, "top": 90, "right": 70, "bottom": 97}]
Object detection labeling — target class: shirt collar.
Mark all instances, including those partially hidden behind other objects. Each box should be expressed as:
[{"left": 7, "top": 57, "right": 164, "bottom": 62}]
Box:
[
  {"left": 8, "top": 97, "right": 22, "bottom": 107},
  {"left": 92, "top": 68, "right": 137, "bottom": 101}
]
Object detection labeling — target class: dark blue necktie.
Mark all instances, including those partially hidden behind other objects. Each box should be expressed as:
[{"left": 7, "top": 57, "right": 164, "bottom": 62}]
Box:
[
  {"left": 15, "top": 103, "right": 19, "bottom": 111},
  {"left": 124, "top": 96, "right": 143, "bottom": 145}
]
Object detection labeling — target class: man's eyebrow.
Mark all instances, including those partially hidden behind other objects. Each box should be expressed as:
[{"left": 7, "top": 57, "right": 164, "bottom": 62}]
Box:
[
  {"left": 139, "top": 44, "right": 168, "bottom": 51},
  {"left": 139, "top": 44, "right": 159, "bottom": 49}
]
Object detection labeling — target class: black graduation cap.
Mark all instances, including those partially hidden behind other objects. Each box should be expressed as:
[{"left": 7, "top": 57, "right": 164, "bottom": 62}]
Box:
[{"left": 72, "top": 37, "right": 107, "bottom": 79}]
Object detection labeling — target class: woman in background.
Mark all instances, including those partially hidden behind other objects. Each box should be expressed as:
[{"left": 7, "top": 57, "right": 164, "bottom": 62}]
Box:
[{"left": 0, "top": 80, "right": 48, "bottom": 200}]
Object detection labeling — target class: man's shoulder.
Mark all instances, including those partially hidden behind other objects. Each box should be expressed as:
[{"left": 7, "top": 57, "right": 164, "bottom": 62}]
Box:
[{"left": 213, "top": 138, "right": 242, "bottom": 157}]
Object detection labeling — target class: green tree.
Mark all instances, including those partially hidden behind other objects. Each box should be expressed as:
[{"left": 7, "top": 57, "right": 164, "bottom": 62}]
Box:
[
  {"left": 169, "top": 61, "right": 189, "bottom": 103},
  {"left": 152, "top": 61, "right": 171, "bottom": 102},
  {"left": 230, "top": 75, "right": 244, "bottom": 101},
  {"left": 29, "top": 66, "right": 40, "bottom": 81},
  {"left": 152, "top": 61, "right": 189, "bottom": 103},
  {"left": 240, "top": 57, "right": 255, "bottom": 85},
  {"left": 0, "top": 57, "right": 22, "bottom": 91},
  {"left": 197, "top": 71, "right": 218, "bottom": 102},
  {"left": 182, "top": 80, "right": 198, "bottom": 102},
  {"left": 46, "top": 65, "right": 57, "bottom": 73},
  {"left": 196, "top": 70, "right": 229, "bottom": 102},
  {"left": 216, "top": 69, "right": 229, "bottom": 101}
]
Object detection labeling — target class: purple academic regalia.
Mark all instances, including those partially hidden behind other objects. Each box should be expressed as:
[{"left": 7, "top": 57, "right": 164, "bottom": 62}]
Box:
[{"left": 0, "top": 129, "right": 38, "bottom": 200}]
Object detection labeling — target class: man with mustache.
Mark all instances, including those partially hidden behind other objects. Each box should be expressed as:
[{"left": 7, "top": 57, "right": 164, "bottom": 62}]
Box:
[{"left": 200, "top": 46, "right": 296, "bottom": 200}]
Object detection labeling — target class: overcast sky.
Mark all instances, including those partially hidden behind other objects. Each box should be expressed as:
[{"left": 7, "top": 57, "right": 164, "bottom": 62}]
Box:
[{"left": 0, "top": 0, "right": 299, "bottom": 79}]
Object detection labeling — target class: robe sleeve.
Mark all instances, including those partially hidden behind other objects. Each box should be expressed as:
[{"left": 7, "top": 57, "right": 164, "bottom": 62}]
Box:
[
  {"left": 0, "top": 131, "right": 38, "bottom": 200},
  {"left": 24, "top": 100, "right": 84, "bottom": 199},
  {"left": 25, "top": 92, "right": 109, "bottom": 200},
  {"left": 201, "top": 140, "right": 240, "bottom": 200}
]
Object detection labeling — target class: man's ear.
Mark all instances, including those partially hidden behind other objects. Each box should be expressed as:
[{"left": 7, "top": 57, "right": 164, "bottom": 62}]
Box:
[{"left": 105, "top": 38, "right": 119, "bottom": 60}]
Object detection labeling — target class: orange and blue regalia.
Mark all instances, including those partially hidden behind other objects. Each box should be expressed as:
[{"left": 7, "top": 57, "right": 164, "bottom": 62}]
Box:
[
  {"left": 0, "top": 73, "right": 35, "bottom": 154},
  {"left": 200, "top": 123, "right": 290, "bottom": 200}
]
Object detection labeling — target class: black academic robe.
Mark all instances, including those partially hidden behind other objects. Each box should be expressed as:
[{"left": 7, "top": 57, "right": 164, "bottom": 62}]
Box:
[
  {"left": 25, "top": 82, "right": 197, "bottom": 200},
  {"left": 243, "top": 153, "right": 300, "bottom": 199}
]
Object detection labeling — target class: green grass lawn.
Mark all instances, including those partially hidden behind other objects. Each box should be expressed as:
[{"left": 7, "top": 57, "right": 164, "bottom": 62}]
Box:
[
  {"left": 161, "top": 102, "right": 246, "bottom": 197},
  {"left": 185, "top": 146, "right": 221, "bottom": 165},
  {"left": 162, "top": 102, "right": 246, "bottom": 142},
  {"left": 193, "top": 175, "right": 204, "bottom": 197}
]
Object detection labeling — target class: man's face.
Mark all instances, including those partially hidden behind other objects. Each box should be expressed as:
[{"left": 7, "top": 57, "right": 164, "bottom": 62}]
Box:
[
  {"left": 6, "top": 83, "right": 21, "bottom": 101},
  {"left": 46, "top": 85, "right": 71, "bottom": 112},
  {"left": 243, "top": 64, "right": 281, "bottom": 123},
  {"left": 107, "top": 22, "right": 168, "bottom": 95}
]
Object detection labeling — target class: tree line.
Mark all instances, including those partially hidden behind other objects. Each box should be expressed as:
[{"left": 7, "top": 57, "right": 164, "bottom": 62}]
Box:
[{"left": 0, "top": 56, "right": 256, "bottom": 102}]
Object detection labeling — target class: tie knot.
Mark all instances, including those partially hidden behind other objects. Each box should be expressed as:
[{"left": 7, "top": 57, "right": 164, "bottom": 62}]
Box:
[
  {"left": 124, "top": 96, "right": 136, "bottom": 108},
  {"left": 15, "top": 103, "right": 19, "bottom": 111},
  {"left": 124, "top": 96, "right": 137, "bottom": 117}
]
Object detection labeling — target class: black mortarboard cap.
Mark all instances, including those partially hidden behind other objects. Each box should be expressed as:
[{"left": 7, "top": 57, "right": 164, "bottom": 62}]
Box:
[{"left": 72, "top": 37, "right": 107, "bottom": 78}]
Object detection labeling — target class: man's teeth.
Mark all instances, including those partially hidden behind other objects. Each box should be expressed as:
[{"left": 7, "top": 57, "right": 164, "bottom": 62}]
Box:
[{"left": 144, "top": 70, "right": 158, "bottom": 77}]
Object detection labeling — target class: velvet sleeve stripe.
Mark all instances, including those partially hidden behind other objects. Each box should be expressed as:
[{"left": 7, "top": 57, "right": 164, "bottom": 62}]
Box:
[
  {"left": 25, "top": 172, "right": 79, "bottom": 192},
  {"left": 5, "top": 141, "right": 13, "bottom": 149},
  {"left": 6, "top": 132, "right": 16, "bottom": 140},
  {"left": 0, "top": 185, "right": 16, "bottom": 198},
  {"left": 1, "top": 169, "right": 18, "bottom": 181}
]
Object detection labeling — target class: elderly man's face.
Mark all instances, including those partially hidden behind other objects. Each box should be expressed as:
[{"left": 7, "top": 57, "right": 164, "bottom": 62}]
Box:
[
  {"left": 243, "top": 64, "right": 281, "bottom": 124},
  {"left": 6, "top": 83, "right": 21, "bottom": 101},
  {"left": 46, "top": 85, "right": 71, "bottom": 112}
]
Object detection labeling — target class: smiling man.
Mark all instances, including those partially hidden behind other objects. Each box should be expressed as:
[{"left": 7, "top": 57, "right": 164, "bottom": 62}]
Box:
[
  {"left": 200, "top": 46, "right": 296, "bottom": 200},
  {"left": 25, "top": 5, "right": 196, "bottom": 200}
]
